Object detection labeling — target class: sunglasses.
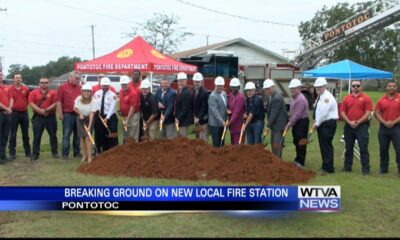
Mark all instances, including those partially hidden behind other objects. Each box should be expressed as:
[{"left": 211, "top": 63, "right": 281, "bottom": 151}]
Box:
[
  {"left": 352, "top": 84, "right": 361, "bottom": 88},
  {"left": 39, "top": 82, "right": 49, "bottom": 84}
]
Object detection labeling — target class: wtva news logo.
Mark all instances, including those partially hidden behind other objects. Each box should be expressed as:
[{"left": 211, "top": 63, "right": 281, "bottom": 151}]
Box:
[{"left": 298, "top": 186, "right": 341, "bottom": 212}]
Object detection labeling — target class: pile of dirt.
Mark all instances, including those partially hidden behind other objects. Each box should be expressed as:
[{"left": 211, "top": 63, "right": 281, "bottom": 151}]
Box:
[{"left": 79, "top": 137, "right": 315, "bottom": 185}]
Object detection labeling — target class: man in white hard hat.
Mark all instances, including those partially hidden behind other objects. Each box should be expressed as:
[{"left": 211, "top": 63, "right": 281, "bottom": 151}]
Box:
[
  {"left": 192, "top": 72, "right": 209, "bottom": 141},
  {"left": 155, "top": 78, "right": 177, "bottom": 139},
  {"left": 92, "top": 73, "right": 116, "bottom": 94},
  {"left": 208, "top": 76, "right": 228, "bottom": 147},
  {"left": 243, "top": 81, "right": 265, "bottom": 145},
  {"left": 119, "top": 75, "right": 140, "bottom": 142},
  {"left": 228, "top": 78, "right": 245, "bottom": 145},
  {"left": 140, "top": 79, "right": 160, "bottom": 141},
  {"left": 284, "top": 79, "right": 309, "bottom": 168},
  {"left": 312, "top": 77, "right": 338, "bottom": 175},
  {"left": 264, "top": 79, "right": 288, "bottom": 158},
  {"left": 174, "top": 72, "right": 193, "bottom": 137},
  {"left": 93, "top": 77, "right": 118, "bottom": 152}
]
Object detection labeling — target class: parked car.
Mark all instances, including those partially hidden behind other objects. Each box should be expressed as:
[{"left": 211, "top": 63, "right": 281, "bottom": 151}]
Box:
[{"left": 81, "top": 74, "right": 122, "bottom": 94}]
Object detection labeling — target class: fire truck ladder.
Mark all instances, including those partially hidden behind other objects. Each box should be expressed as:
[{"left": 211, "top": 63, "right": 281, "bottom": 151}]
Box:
[{"left": 295, "top": 0, "right": 400, "bottom": 70}]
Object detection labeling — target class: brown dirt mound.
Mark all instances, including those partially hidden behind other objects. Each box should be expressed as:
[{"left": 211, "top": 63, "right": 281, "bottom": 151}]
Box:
[{"left": 79, "top": 137, "right": 315, "bottom": 185}]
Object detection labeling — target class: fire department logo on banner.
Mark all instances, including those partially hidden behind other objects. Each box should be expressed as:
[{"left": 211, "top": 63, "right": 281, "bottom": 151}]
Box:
[
  {"left": 151, "top": 49, "right": 165, "bottom": 59},
  {"left": 117, "top": 49, "right": 134, "bottom": 59}
]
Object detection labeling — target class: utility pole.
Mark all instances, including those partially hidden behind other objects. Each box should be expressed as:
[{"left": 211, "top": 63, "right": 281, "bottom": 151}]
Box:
[
  {"left": 90, "top": 25, "right": 96, "bottom": 59},
  {"left": 206, "top": 35, "right": 209, "bottom": 46}
]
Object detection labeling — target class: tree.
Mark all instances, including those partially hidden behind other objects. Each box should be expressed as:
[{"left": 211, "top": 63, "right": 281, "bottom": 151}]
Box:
[
  {"left": 6, "top": 56, "right": 82, "bottom": 85},
  {"left": 125, "top": 12, "right": 193, "bottom": 54},
  {"left": 298, "top": 0, "right": 400, "bottom": 79}
]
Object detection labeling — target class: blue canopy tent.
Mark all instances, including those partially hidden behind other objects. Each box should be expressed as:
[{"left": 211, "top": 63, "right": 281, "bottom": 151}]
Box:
[{"left": 302, "top": 59, "right": 393, "bottom": 99}]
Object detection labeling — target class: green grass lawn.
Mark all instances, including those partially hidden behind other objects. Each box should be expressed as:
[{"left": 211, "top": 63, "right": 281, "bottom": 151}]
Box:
[{"left": 0, "top": 91, "right": 399, "bottom": 237}]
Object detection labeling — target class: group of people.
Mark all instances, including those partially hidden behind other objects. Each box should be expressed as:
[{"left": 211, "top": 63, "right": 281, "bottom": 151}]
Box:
[{"left": 0, "top": 71, "right": 399, "bottom": 176}]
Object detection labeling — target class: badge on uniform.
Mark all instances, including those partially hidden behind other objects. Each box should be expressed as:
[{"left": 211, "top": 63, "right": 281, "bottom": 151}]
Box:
[{"left": 324, "top": 98, "right": 329, "bottom": 103}]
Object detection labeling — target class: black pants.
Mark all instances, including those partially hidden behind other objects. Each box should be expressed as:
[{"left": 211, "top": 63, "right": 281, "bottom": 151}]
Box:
[
  {"left": 292, "top": 117, "right": 309, "bottom": 166},
  {"left": 378, "top": 124, "right": 400, "bottom": 173},
  {"left": 32, "top": 114, "right": 58, "bottom": 157},
  {"left": 94, "top": 113, "right": 118, "bottom": 153},
  {"left": 317, "top": 119, "right": 337, "bottom": 173},
  {"left": 0, "top": 112, "right": 11, "bottom": 160},
  {"left": 209, "top": 125, "right": 224, "bottom": 148},
  {"left": 9, "top": 111, "right": 31, "bottom": 156},
  {"left": 344, "top": 123, "right": 370, "bottom": 172}
]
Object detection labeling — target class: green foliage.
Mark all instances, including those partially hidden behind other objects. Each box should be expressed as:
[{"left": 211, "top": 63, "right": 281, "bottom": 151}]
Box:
[
  {"left": 125, "top": 12, "right": 193, "bottom": 54},
  {"left": 6, "top": 56, "right": 82, "bottom": 85},
  {"left": 299, "top": 0, "right": 400, "bottom": 75}
]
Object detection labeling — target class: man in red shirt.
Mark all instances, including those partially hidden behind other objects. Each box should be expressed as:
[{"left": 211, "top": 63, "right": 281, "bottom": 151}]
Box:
[
  {"left": 119, "top": 76, "right": 140, "bottom": 142},
  {"left": 29, "top": 77, "right": 59, "bottom": 161},
  {"left": 0, "top": 73, "right": 13, "bottom": 163},
  {"left": 375, "top": 80, "right": 400, "bottom": 176},
  {"left": 57, "top": 71, "right": 82, "bottom": 160},
  {"left": 340, "top": 80, "right": 373, "bottom": 175},
  {"left": 8, "top": 73, "right": 31, "bottom": 160},
  {"left": 91, "top": 74, "right": 116, "bottom": 93}
]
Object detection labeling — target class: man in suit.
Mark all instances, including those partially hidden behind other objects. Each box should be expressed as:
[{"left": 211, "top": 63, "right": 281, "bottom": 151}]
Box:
[
  {"left": 264, "top": 79, "right": 288, "bottom": 158},
  {"left": 208, "top": 76, "right": 228, "bottom": 147},
  {"left": 156, "top": 78, "right": 177, "bottom": 139},
  {"left": 174, "top": 72, "right": 193, "bottom": 137},
  {"left": 192, "top": 72, "right": 209, "bottom": 141}
]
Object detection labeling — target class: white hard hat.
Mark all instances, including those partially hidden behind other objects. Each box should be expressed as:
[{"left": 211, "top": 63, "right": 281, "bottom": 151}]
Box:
[
  {"left": 100, "top": 77, "right": 111, "bottom": 86},
  {"left": 263, "top": 79, "right": 275, "bottom": 89},
  {"left": 120, "top": 75, "right": 131, "bottom": 85},
  {"left": 288, "top": 78, "right": 302, "bottom": 88},
  {"left": 140, "top": 79, "right": 151, "bottom": 89},
  {"left": 82, "top": 83, "right": 92, "bottom": 91},
  {"left": 214, "top": 76, "right": 225, "bottom": 86},
  {"left": 177, "top": 72, "right": 187, "bottom": 80},
  {"left": 244, "top": 82, "right": 256, "bottom": 90},
  {"left": 192, "top": 72, "right": 204, "bottom": 82},
  {"left": 229, "top": 78, "right": 240, "bottom": 87},
  {"left": 314, "top": 77, "right": 328, "bottom": 87}
]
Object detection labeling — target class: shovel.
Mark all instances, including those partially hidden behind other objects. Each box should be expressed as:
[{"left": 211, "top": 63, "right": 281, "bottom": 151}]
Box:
[
  {"left": 279, "top": 129, "right": 288, "bottom": 148},
  {"left": 98, "top": 113, "right": 118, "bottom": 138},
  {"left": 220, "top": 118, "right": 229, "bottom": 147},
  {"left": 262, "top": 127, "right": 270, "bottom": 145},
  {"left": 299, "top": 128, "right": 314, "bottom": 146},
  {"left": 141, "top": 121, "right": 150, "bottom": 142},
  {"left": 81, "top": 120, "right": 98, "bottom": 156},
  {"left": 159, "top": 114, "right": 164, "bottom": 131}
]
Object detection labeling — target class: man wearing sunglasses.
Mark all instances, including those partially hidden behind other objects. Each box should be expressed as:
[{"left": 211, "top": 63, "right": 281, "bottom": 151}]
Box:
[
  {"left": 29, "top": 78, "right": 59, "bottom": 161},
  {"left": 375, "top": 80, "right": 400, "bottom": 176},
  {"left": 340, "top": 80, "right": 373, "bottom": 175}
]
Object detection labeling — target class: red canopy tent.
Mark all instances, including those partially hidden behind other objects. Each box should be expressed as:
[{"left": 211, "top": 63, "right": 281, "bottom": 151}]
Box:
[{"left": 74, "top": 36, "right": 198, "bottom": 74}]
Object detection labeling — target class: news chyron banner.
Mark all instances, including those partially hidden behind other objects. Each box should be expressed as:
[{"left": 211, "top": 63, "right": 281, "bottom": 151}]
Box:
[{"left": 0, "top": 186, "right": 340, "bottom": 212}]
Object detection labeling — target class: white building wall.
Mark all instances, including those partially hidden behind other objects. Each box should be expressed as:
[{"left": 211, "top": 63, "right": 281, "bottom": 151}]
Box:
[{"left": 215, "top": 43, "right": 286, "bottom": 65}]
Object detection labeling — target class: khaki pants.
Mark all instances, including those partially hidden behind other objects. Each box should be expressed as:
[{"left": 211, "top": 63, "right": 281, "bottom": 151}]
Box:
[
  {"left": 195, "top": 123, "right": 208, "bottom": 142},
  {"left": 178, "top": 126, "right": 189, "bottom": 137},
  {"left": 126, "top": 112, "right": 140, "bottom": 142},
  {"left": 148, "top": 121, "right": 158, "bottom": 141},
  {"left": 160, "top": 123, "right": 177, "bottom": 140}
]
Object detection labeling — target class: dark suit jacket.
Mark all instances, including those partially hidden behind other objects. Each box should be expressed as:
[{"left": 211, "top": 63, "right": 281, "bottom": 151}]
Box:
[
  {"left": 193, "top": 86, "right": 209, "bottom": 125},
  {"left": 266, "top": 90, "right": 288, "bottom": 131},
  {"left": 175, "top": 86, "right": 194, "bottom": 127},
  {"left": 155, "top": 87, "right": 176, "bottom": 125}
]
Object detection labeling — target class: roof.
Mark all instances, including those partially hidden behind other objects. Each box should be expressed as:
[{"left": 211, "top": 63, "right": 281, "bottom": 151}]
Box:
[
  {"left": 74, "top": 36, "right": 198, "bottom": 74},
  {"left": 171, "top": 38, "right": 288, "bottom": 62},
  {"left": 51, "top": 71, "right": 72, "bottom": 83}
]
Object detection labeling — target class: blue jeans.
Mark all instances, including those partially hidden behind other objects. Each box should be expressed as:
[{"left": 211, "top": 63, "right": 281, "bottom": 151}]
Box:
[
  {"left": 62, "top": 113, "right": 80, "bottom": 157},
  {"left": 247, "top": 120, "right": 264, "bottom": 145}
]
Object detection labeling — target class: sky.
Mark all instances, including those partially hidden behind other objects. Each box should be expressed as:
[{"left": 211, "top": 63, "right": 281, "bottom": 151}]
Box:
[{"left": 0, "top": 0, "right": 367, "bottom": 75}]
